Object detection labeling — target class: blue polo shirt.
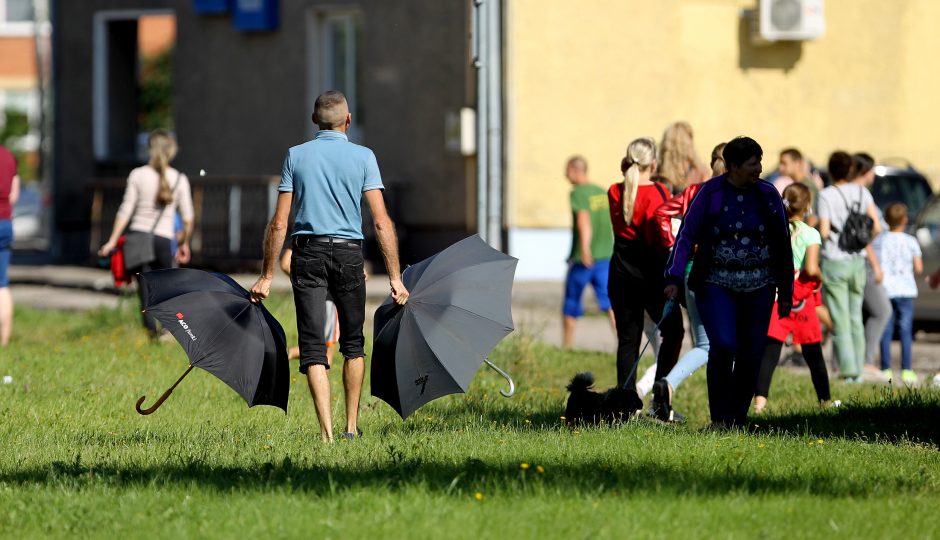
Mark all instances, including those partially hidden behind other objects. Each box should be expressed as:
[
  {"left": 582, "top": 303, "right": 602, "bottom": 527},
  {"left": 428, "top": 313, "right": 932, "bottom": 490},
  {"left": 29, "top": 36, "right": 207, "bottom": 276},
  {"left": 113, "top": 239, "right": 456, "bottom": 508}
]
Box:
[{"left": 278, "top": 130, "right": 384, "bottom": 240}]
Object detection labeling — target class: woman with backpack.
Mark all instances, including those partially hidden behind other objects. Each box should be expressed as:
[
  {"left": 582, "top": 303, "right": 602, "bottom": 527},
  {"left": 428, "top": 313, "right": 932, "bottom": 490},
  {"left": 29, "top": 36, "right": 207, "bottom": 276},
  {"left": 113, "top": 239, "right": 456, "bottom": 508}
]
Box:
[
  {"left": 664, "top": 136, "right": 793, "bottom": 428},
  {"left": 607, "top": 137, "right": 683, "bottom": 392},
  {"left": 816, "top": 151, "right": 882, "bottom": 382}
]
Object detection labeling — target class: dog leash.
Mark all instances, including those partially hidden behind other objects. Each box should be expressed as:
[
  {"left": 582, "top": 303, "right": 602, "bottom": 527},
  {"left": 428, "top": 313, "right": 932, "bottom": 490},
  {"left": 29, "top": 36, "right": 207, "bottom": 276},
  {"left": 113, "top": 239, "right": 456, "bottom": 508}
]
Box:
[{"left": 620, "top": 298, "right": 677, "bottom": 390}]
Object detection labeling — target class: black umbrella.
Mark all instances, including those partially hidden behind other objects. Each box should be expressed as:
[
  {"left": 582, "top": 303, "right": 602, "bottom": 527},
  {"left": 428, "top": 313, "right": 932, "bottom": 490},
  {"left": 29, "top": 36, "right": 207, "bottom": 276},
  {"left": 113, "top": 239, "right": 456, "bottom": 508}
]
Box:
[
  {"left": 134, "top": 268, "right": 289, "bottom": 415},
  {"left": 371, "top": 235, "right": 518, "bottom": 419}
]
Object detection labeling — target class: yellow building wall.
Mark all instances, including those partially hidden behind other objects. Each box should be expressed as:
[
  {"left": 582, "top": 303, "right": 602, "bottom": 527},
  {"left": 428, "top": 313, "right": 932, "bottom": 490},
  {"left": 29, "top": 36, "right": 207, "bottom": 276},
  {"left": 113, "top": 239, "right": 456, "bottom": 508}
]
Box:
[{"left": 505, "top": 0, "right": 940, "bottom": 229}]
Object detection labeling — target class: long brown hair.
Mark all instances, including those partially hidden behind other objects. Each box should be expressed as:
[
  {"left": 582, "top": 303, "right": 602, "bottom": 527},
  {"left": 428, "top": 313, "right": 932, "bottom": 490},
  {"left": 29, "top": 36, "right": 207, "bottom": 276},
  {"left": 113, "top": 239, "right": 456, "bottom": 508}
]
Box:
[
  {"left": 148, "top": 129, "right": 178, "bottom": 206},
  {"left": 659, "top": 121, "right": 707, "bottom": 191}
]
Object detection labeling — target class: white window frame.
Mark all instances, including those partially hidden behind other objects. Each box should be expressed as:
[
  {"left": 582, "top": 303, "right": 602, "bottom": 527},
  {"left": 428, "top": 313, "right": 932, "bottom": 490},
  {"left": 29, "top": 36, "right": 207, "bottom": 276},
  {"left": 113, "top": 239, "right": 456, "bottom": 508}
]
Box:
[
  {"left": 92, "top": 8, "right": 173, "bottom": 161},
  {"left": 0, "top": 0, "right": 35, "bottom": 36},
  {"left": 306, "top": 7, "right": 363, "bottom": 142}
]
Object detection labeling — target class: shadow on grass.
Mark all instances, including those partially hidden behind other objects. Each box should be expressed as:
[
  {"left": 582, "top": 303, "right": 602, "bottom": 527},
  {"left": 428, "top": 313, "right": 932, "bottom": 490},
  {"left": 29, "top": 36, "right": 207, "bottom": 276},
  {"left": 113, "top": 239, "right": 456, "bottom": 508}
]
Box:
[
  {"left": 1, "top": 453, "right": 931, "bottom": 497},
  {"left": 753, "top": 389, "right": 940, "bottom": 446}
]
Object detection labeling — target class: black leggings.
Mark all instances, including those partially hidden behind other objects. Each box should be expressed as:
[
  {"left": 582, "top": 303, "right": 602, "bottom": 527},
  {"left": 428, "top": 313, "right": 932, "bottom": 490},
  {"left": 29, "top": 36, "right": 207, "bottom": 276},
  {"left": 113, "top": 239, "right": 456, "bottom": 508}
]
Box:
[
  {"left": 607, "top": 242, "right": 683, "bottom": 389},
  {"left": 756, "top": 339, "right": 831, "bottom": 402},
  {"left": 133, "top": 235, "right": 175, "bottom": 334}
]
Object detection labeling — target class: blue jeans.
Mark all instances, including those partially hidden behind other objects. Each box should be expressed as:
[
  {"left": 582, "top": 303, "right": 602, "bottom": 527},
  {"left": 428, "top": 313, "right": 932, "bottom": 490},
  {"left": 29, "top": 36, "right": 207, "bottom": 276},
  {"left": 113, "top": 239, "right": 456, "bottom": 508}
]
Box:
[
  {"left": 698, "top": 283, "right": 776, "bottom": 426},
  {"left": 563, "top": 259, "right": 612, "bottom": 317},
  {"left": 880, "top": 297, "right": 914, "bottom": 371},
  {"left": 0, "top": 220, "right": 11, "bottom": 287},
  {"left": 664, "top": 279, "right": 709, "bottom": 391}
]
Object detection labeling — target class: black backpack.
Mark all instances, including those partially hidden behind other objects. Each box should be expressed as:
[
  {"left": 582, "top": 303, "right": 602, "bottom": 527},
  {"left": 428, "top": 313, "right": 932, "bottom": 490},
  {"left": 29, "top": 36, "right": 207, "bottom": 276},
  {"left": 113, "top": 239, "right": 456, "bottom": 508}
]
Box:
[{"left": 832, "top": 185, "right": 874, "bottom": 253}]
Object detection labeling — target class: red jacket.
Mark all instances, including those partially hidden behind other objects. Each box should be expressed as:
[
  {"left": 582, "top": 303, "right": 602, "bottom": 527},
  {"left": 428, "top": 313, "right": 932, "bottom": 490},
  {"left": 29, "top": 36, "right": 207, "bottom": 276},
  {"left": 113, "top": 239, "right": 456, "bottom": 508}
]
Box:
[{"left": 652, "top": 182, "right": 704, "bottom": 256}]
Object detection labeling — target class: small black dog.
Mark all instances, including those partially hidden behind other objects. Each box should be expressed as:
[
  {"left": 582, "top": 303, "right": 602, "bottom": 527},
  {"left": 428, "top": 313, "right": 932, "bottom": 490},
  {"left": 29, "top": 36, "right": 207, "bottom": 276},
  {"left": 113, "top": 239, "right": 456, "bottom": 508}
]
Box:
[{"left": 564, "top": 372, "right": 643, "bottom": 425}]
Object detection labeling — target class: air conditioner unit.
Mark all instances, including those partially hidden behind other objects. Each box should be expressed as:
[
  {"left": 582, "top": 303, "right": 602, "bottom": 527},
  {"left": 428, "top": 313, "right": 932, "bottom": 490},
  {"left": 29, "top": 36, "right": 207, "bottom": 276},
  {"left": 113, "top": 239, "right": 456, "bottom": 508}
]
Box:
[{"left": 755, "top": 0, "right": 825, "bottom": 43}]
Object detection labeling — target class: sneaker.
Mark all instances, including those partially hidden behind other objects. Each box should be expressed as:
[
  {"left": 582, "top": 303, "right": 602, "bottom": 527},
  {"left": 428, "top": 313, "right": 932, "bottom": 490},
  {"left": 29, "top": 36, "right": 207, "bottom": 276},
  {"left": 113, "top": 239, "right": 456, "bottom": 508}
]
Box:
[
  {"left": 901, "top": 370, "right": 919, "bottom": 384},
  {"left": 881, "top": 369, "right": 894, "bottom": 382},
  {"left": 933, "top": 373, "right": 940, "bottom": 387},
  {"left": 340, "top": 428, "right": 363, "bottom": 440}
]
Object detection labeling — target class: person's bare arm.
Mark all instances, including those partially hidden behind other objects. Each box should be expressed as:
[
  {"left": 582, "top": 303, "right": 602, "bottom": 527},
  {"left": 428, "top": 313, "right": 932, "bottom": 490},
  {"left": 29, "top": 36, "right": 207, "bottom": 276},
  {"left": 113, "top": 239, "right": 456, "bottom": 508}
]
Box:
[
  {"left": 818, "top": 218, "right": 831, "bottom": 241},
  {"left": 365, "top": 189, "right": 409, "bottom": 305},
  {"left": 575, "top": 210, "right": 593, "bottom": 267},
  {"left": 802, "top": 243, "right": 823, "bottom": 282},
  {"left": 867, "top": 202, "right": 883, "bottom": 238},
  {"left": 914, "top": 255, "right": 924, "bottom": 275},
  {"left": 8, "top": 175, "right": 19, "bottom": 206},
  {"left": 865, "top": 244, "right": 883, "bottom": 283},
  {"left": 250, "top": 191, "right": 293, "bottom": 303},
  {"left": 176, "top": 218, "right": 194, "bottom": 264}
]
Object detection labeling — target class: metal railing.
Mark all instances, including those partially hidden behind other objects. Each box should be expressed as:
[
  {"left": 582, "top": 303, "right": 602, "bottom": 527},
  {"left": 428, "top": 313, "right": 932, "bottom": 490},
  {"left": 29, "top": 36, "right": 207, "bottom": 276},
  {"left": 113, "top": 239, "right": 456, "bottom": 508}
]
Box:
[{"left": 89, "top": 175, "right": 279, "bottom": 270}]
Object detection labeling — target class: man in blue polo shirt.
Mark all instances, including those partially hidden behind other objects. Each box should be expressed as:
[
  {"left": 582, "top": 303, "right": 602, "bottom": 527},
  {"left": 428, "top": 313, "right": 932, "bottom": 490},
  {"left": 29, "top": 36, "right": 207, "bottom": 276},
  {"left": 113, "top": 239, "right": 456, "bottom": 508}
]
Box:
[{"left": 251, "top": 90, "right": 409, "bottom": 443}]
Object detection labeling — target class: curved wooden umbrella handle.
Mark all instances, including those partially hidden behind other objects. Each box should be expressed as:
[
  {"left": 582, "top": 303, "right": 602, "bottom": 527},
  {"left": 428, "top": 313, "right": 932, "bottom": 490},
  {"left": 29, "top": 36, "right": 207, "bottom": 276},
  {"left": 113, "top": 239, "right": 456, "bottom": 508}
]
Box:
[
  {"left": 483, "top": 358, "right": 516, "bottom": 398},
  {"left": 135, "top": 365, "right": 194, "bottom": 415}
]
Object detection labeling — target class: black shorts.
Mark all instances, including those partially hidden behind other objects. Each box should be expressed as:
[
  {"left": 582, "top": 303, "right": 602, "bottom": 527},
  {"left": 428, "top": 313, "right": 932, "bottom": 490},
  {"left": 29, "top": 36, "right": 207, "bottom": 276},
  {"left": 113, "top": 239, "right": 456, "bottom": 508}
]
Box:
[{"left": 290, "top": 235, "right": 366, "bottom": 373}]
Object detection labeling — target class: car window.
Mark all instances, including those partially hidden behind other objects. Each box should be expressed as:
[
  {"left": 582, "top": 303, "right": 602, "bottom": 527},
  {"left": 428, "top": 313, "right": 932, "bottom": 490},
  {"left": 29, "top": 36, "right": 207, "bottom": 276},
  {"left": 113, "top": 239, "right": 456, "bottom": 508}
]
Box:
[{"left": 871, "top": 173, "right": 932, "bottom": 220}]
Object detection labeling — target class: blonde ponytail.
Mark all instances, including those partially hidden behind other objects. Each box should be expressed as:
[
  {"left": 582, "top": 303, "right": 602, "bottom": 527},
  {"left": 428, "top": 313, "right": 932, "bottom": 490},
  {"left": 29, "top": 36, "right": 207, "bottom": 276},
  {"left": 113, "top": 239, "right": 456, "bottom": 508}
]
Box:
[
  {"left": 620, "top": 137, "right": 657, "bottom": 223},
  {"left": 148, "top": 129, "right": 178, "bottom": 206}
]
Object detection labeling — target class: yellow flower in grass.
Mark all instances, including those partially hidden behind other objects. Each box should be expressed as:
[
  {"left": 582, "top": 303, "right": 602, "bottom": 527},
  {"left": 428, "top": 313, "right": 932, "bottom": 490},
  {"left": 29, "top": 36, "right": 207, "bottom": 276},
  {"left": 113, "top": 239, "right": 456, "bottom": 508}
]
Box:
[
  {"left": 536, "top": 465, "right": 545, "bottom": 474},
  {"left": 817, "top": 439, "right": 824, "bottom": 444},
  {"left": 757, "top": 443, "right": 765, "bottom": 448},
  {"left": 474, "top": 492, "right": 484, "bottom": 501},
  {"left": 520, "top": 463, "right": 530, "bottom": 470}
]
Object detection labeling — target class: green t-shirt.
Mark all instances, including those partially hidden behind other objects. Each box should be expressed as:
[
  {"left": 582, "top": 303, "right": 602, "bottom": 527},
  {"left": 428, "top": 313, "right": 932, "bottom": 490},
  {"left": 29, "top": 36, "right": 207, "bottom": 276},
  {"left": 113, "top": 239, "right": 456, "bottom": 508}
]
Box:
[
  {"left": 569, "top": 183, "right": 614, "bottom": 263},
  {"left": 790, "top": 220, "right": 821, "bottom": 271}
]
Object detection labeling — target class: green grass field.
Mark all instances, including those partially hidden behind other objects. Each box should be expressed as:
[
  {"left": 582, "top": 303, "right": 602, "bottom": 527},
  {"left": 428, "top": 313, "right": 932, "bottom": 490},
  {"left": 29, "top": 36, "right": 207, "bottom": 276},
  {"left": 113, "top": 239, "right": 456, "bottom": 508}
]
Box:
[{"left": 1, "top": 295, "right": 939, "bottom": 539}]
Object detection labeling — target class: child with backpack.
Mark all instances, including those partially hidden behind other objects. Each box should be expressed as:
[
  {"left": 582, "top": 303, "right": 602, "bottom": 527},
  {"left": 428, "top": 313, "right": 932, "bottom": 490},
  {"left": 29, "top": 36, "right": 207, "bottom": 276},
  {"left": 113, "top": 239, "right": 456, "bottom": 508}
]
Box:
[{"left": 875, "top": 202, "right": 923, "bottom": 384}]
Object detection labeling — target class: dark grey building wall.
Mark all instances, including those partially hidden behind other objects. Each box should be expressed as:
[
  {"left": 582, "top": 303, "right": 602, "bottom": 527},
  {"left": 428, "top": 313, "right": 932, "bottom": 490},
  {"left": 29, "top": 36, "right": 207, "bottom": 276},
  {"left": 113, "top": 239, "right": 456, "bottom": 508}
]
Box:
[{"left": 53, "top": 0, "right": 472, "bottom": 265}]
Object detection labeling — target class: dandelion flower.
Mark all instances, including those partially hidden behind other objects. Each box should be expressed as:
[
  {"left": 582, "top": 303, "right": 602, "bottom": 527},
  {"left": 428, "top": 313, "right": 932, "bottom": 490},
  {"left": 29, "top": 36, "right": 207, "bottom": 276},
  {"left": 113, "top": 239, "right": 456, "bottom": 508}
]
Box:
[
  {"left": 520, "top": 463, "right": 530, "bottom": 470},
  {"left": 536, "top": 465, "right": 545, "bottom": 474},
  {"left": 474, "top": 492, "right": 484, "bottom": 501},
  {"left": 817, "top": 439, "right": 824, "bottom": 444},
  {"left": 758, "top": 443, "right": 765, "bottom": 448},
  {"left": 559, "top": 416, "right": 566, "bottom": 421}
]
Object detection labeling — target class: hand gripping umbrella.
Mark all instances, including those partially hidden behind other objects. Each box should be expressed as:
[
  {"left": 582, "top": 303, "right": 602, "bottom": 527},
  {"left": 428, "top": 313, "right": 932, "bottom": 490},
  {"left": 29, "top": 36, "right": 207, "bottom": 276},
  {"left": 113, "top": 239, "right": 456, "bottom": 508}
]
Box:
[
  {"left": 371, "top": 235, "right": 518, "bottom": 419},
  {"left": 134, "top": 268, "right": 289, "bottom": 415}
]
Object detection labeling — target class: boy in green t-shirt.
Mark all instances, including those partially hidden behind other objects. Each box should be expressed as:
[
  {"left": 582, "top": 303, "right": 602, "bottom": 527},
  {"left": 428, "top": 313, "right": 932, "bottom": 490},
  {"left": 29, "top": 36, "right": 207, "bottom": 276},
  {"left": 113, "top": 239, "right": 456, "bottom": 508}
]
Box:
[{"left": 563, "top": 156, "right": 615, "bottom": 348}]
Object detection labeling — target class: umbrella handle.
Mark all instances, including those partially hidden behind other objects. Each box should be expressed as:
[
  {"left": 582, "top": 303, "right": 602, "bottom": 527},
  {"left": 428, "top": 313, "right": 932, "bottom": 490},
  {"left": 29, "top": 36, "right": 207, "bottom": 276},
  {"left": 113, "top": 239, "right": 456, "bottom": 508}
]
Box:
[
  {"left": 483, "top": 358, "right": 515, "bottom": 398},
  {"left": 135, "top": 365, "right": 194, "bottom": 415}
]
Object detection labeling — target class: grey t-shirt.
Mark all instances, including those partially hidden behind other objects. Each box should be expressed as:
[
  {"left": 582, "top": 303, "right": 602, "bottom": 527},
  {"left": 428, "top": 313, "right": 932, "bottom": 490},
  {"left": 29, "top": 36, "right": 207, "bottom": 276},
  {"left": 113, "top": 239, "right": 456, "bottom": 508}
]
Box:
[{"left": 816, "top": 183, "right": 874, "bottom": 261}]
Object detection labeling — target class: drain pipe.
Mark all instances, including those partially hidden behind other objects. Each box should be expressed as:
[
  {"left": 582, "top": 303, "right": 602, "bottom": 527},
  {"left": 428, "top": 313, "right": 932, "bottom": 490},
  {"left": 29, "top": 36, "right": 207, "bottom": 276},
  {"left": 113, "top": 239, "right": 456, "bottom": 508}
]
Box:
[
  {"left": 473, "top": 0, "right": 488, "bottom": 244},
  {"left": 485, "top": 0, "right": 502, "bottom": 251}
]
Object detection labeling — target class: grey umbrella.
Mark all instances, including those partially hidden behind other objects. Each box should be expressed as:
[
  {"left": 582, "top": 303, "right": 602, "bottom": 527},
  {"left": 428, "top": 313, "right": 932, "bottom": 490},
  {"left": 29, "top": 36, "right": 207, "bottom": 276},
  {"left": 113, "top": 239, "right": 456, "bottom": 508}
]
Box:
[{"left": 371, "top": 235, "right": 518, "bottom": 419}]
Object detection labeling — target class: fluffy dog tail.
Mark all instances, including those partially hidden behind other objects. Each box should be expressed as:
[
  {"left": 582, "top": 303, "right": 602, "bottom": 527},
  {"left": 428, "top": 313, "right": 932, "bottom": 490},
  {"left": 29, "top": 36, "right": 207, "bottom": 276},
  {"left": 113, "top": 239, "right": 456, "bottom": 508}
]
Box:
[{"left": 566, "top": 372, "right": 595, "bottom": 392}]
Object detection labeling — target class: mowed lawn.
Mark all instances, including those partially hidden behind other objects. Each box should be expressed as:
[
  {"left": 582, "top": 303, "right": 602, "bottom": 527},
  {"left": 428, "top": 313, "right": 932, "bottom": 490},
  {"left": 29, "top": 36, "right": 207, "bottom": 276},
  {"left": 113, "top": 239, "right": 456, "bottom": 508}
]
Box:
[{"left": 1, "top": 294, "right": 939, "bottom": 539}]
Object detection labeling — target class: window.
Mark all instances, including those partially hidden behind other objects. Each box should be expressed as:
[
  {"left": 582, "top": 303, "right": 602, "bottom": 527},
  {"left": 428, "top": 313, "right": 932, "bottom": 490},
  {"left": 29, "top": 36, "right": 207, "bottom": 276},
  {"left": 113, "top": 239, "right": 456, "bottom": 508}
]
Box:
[
  {"left": 3, "top": 0, "right": 33, "bottom": 22},
  {"left": 93, "top": 10, "right": 175, "bottom": 161},
  {"left": 0, "top": 88, "right": 39, "bottom": 151},
  {"left": 308, "top": 10, "right": 363, "bottom": 142},
  {"left": 0, "top": 0, "right": 35, "bottom": 35}
]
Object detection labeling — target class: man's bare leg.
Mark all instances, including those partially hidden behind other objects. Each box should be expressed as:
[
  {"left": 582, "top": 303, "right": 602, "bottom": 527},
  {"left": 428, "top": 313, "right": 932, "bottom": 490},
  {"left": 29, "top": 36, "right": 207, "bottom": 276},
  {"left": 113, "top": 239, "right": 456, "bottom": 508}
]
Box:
[
  {"left": 563, "top": 316, "right": 577, "bottom": 349},
  {"left": 343, "top": 356, "right": 364, "bottom": 434},
  {"left": 306, "top": 364, "right": 334, "bottom": 442}
]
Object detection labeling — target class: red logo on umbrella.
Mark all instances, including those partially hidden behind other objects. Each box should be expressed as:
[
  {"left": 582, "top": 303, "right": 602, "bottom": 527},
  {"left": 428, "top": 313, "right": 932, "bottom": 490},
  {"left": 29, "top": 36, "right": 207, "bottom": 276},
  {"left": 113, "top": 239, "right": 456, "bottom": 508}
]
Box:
[{"left": 176, "top": 312, "right": 184, "bottom": 319}]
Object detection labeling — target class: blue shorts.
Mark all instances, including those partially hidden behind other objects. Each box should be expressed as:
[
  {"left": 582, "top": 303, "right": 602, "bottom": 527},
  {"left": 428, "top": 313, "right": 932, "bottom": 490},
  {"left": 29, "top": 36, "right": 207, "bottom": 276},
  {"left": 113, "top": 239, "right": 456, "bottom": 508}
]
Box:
[
  {"left": 563, "top": 259, "right": 612, "bottom": 317},
  {"left": 0, "top": 220, "right": 11, "bottom": 287}
]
